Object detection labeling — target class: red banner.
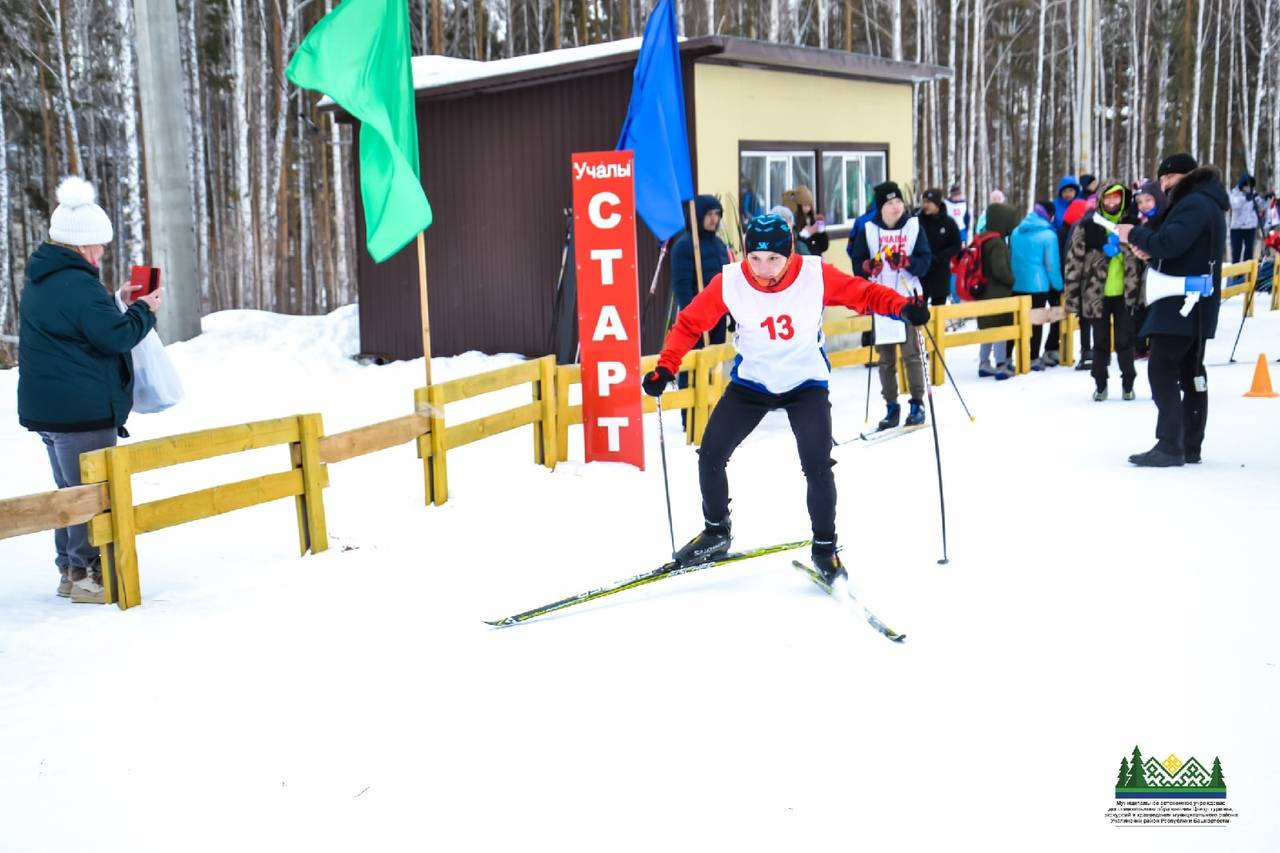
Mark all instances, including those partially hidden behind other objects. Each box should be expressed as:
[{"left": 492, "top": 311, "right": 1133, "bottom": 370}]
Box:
[{"left": 571, "top": 150, "right": 644, "bottom": 469}]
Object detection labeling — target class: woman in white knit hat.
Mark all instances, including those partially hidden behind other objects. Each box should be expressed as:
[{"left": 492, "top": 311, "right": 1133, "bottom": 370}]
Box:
[{"left": 17, "top": 176, "right": 162, "bottom": 603}]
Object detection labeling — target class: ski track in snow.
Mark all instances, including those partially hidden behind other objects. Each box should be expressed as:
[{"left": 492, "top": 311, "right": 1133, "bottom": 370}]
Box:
[{"left": 2, "top": 303, "right": 1278, "bottom": 851}]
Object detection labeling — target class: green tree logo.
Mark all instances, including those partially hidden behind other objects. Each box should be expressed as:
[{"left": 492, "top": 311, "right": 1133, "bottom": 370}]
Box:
[
  {"left": 1210, "top": 757, "right": 1225, "bottom": 788},
  {"left": 1116, "top": 757, "right": 1130, "bottom": 787},
  {"left": 1127, "top": 746, "right": 1147, "bottom": 787}
]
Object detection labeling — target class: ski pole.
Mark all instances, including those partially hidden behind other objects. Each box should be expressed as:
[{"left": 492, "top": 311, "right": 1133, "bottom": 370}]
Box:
[
  {"left": 920, "top": 321, "right": 976, "bottom": 422},
  {"left": 1228, "top": 275, "right": 1255, "bottom": 363},
  {"left": 654, "top": 395, "right": 678, "bottom": 561},
  {"left": 864, "top": 342, "right": 875, "bottom": 424},
  {"left": 914, "top": 325, "right": 949, "bottom": 565}
]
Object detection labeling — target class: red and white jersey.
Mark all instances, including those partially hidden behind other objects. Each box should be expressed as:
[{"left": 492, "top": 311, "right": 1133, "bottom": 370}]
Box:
[
  {"left": 720, "top": 255, "right": 829, "bottom": 394},
  {"left": 945, "top": 198, "right": 968, "bottom": 233}
]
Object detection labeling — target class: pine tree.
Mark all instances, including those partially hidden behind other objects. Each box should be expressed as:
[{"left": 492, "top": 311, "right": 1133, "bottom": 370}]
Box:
[
  {"left": 1116, "top": 757, "right": 1130, "bottom": 787},
  {"left": 1127, "top": 746, "right": 1147, "bottom": 787},
  {"left": 1209, "top": 757, "right": 1225, "bottom": 788}
]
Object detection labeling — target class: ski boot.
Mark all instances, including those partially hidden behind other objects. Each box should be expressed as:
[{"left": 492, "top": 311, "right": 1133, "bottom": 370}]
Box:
[
  {"left": 904, "top": 399, "right": 926, "bottom": 426},
  {"left": 876, "top": 403, "right": 901, "bottom": 432},
  {"left": 810, "top": 541, "right": 847, "bottom": 589},
  {"left": 673, "top": 519, "right": 731, "bottom": 567}
]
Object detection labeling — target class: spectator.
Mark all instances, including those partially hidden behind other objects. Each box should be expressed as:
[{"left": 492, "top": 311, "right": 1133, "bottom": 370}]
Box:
[
  {"left": 849, "top": 181, "right": 933, "bottom": 429},
  {"left": 1264, "top": 194, "right": 1280, "bottom": 236},
  {"left": 944, "top": 183, "right": 971, "bottom": 243},
  {"left": 975, "top": 188, "right": 1006, "bottom": 235},
  {"left": 768, "top": 205, "right": 812, "bottom": 256},
  {"left": 1010, "top": 200, "right": 1064, "bottom": 369},
  {"left": 17, "top": 176, "right": 161, "bottom": 603},
  {"left": 917, "top": 188, "right": 963, "bottom": 306},
  {"left": 1116, "top": 153, "right": 1226, "bottom": 467},
  {"left": 1053, "top": 176, "right": 1082, "bottom": 227},
  {"left": 1228, "top": 173, "right": 1259, "bottom": 263},
  {"left": 1078, "top": 174, "right": 1099, "bottom": 203},
  {"left": 1135, "top": 179, "right": 1167, "bottom": 226},
  {"left": 1064, "top": 181, "right": 1144, "bottom": 401},
  {"left": 975, "top": 203, "right": 1019, "bottom": 379},
  {"left": 670, "top": 194, "right": 731, "bottom": 420},
  {"left": 782, "top": 186, "right": 830, "bottom": 256}
]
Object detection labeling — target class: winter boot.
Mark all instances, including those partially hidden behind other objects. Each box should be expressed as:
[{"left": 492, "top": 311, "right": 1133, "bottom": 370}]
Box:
[
  {"left": 1122, "top": 381, "right": 1136, "bottom": 401},
  {"left": 1184, "top": 448, "right": 1202, "bottom": 464},
  {"left": 1128, "top": 445, "right": 1185, "bottom": 468},
  {"left": 994, "top": 361, "right": 1015, "bottom": 381},
  {"left": 876, "top": 403, "right": 901, "bottom": 432},
  {"left": 1030, "top": 357, "right": 1045, "bottom": 372},
  {"left": 978, "top": 362, "right": 997, "bottom": 378},
  {"left": 57, "top": 568, "right": 72, "bottom": 599},
  {"left": 1075, "top": 349, "right": 1094, "bottom": 371},
  {"left": 1043, "top": 349, "right": 1061, "bottom": 368},
  {"left": 673, "top": 518, "right": 731, "bottom": 567},
  {"left": 1093, "top": 385, "right": 1108, "bottom": 402},
  {"left": 904, "top": 400, "right": 926, "bottom": 426},
  {"left": 810, "top": 539, "right": 847, "bottom": 589},
  {"left": 68, "top": 564, "right": 105, "bottom": 604}
]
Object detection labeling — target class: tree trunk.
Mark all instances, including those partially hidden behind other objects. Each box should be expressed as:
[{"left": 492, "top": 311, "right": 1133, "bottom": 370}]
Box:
[
  {"left": 1027, "top": 0, "right": 1047, "bottom": 206},
  {"left": 0, "top": 91, "right": 10, "bottom": 341},
  {"left": 228, "top": 0, "right": 254, "bottom": 308},
  {"left": 115, "top": 0, "right": 144, "bottom": 265},
  {"left": 1190, "top": 0, "right": 1206, "bottom": 157},
  {"left": 1246, "top": 0, "right": 1273, "bottom": 171}
]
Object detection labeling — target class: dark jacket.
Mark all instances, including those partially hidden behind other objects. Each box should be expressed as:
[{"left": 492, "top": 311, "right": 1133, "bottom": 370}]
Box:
[
  {"left": 1128, "top": 166, "right": 1228, "bottom": 339},
  {"left": 17, "top": 243, "right": 156, "bottom": 432},
  {"left": 977, "top": 203, "right": 1018, "bottom": 330},
  {"left": 1064, "top": 181, "right": 1144, "bottom": 320},
  {"left": 917, "top": 208, "right": 963, "bottom": 301},
  {"left": 671, "top": 194, "right": 730, "bottom": 308},
  {"left": 847, "top": 210, "right": 933, "bottom": 281}
]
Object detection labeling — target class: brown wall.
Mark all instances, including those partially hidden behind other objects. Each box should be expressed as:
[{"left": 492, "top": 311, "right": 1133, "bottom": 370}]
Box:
[{"left": 355, "top": 60, "right": 699, "bottom": 361}]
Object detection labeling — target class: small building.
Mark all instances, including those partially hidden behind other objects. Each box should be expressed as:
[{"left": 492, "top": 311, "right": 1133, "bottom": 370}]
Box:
[{"left": 328, "top": 36, "right": 949, "bottom": 361}]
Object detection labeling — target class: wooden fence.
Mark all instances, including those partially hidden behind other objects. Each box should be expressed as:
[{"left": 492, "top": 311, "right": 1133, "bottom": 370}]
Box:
[{"left": 1220, "top": 258, "right": 1261, "bottom": 317}]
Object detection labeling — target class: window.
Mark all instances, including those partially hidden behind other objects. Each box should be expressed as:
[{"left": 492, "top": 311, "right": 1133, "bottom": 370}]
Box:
[
  {"left": 739, "top": 150, "right": 816, "bottom": 221},
  {"left": 739, "top": 146, "right": 887, "bottom": 230},
  {"left": 820, "top": 151, "right": 887, "bottom": 226}
]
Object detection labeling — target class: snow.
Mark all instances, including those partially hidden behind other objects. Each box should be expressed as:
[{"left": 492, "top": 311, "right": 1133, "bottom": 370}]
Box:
[{"left": 2, "top": 302, "right": 1279, "bottom": 851}]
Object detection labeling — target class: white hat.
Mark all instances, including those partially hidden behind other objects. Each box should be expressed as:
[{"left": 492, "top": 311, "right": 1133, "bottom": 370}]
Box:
[
  {"left": 49, "top": 176, "right": 114, "bottom": 246},
  {"left": 768, "top": 204, "right": 795, "bottom": 226}
]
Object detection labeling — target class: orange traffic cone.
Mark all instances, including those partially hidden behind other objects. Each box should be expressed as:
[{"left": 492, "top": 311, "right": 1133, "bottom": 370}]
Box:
[{"left": 1244, "top": 354, "right": 1280, "bottom": 398}]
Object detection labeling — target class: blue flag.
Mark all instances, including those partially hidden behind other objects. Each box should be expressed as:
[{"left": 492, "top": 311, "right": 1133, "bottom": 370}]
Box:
[{"left": 616, "top": 0, "right": 694, "bottom": 241}]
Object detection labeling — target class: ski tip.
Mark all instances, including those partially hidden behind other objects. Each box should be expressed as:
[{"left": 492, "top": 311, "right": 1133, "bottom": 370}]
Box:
[
  {"left": 889, "top": 632, "right": 907, "bottom": 643},
  {"left": 937, "top": 558, "right": 950, "bottom": 566},
  {"left": 483, "top": 617, "right": 519, "bottom": 628}
]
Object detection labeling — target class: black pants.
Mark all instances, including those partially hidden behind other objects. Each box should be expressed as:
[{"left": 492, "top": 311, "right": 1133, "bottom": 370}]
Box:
[
  {"left": 1090, "top": 295, "right": 1136, "bottom": 390},
  {"left": 697, "top": 382, "right": 836, "bottom": 542},
  {"left": 1147, "top": 334, "right": 1208, "bottom": 456},
  {"left": 1027, "top": 292, "right": 1061, "bottom": 358},
  {"left": 1230, "top": 228, "right": 1256, "bottom": 264}
]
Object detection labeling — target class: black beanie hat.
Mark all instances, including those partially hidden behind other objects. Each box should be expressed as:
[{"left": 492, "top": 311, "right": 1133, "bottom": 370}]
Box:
[
  {"left": 744, "top": 214, "right": 793, "bottom": 256},
  {"left": 874, "top": 181, "right": 903, "bottom": 209},
  {"left": 1157, "top": 153, "right": 1198, "bottom": 177},
  {"left": 922, "top": 188, "right": 944, "bottom": 207},
  {"left": 1079, "top": 173, "right": 1097, "bottom": 192}
]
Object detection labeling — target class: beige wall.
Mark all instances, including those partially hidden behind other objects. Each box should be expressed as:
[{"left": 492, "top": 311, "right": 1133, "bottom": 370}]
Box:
[{"left": 692, "top": 62, "right": 914, "bottom": 273}]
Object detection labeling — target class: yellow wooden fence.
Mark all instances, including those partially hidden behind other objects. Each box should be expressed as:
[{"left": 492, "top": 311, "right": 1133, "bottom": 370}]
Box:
[
  {"left": 927, "top": 295, "right": 1033, "bottom": 382},
  {"left": 1220, "top": 258, "right": 1260, "bottom": 317}
]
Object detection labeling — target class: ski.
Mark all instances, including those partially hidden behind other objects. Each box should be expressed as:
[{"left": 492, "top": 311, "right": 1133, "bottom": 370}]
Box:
[
  {"left": 792, "top": 559, "right": 906, "bottom": 642},
  {"left": 835, "top": 423, "right": 927, "bottom": 447},
  {"left": 484, "top": 539, "right": 811, "bottom": 628}
]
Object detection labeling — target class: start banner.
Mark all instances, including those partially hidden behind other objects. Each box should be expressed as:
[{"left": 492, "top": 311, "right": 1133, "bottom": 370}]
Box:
[{"left": 571, "top": 150, "right": 644, "bottom": 469}]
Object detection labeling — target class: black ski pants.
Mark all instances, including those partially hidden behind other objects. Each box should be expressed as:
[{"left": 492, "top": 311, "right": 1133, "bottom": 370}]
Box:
[
  {"left": 1147, "top": 334, "right": 1208, "bottom": 456},
  {"left": 1027, "top": 291, "right": 1061, "bottom": 358},
  {"left": 697, "top": 382, "right": 836, "bottom": 542},
  {"left": 1090, "top": 295, "right": 1136, "bottom": 390}
]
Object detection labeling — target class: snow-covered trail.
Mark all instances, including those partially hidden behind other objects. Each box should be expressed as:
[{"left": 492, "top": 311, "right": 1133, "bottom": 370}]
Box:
[{"left": 2, "top": 304, "right": 1278, "bottom": 851}]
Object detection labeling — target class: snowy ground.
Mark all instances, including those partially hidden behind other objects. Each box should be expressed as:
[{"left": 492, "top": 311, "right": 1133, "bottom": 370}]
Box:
[{"left": 2, "top": 302, "right": 1278, "bottom": 851}]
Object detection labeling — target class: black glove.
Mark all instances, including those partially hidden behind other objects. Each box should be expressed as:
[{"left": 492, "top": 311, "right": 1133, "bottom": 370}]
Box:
[
  {"left": 900, "top": 299, "right": 930, "bottom": 326},
  {"left": 642, "top": 366, "right": 675, "bottom": 397}
]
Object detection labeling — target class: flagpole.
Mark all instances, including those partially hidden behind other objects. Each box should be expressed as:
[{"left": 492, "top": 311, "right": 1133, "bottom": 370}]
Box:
[
  {"left": 417, "top": 231, "right": 432, "bottom": 385},
  {"left": 687, "top": 198, "right": 710, "bottom": 348}
]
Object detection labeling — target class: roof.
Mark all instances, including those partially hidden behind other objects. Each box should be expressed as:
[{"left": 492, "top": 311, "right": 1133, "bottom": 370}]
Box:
[{"left": 320, "top": 36, "right": 951, "bottom": 112}]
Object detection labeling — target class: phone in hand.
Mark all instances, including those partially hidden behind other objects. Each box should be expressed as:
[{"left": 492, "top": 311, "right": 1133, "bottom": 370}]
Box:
[{"left": 127, "top": 265, "right": 161, "bottom": 304}]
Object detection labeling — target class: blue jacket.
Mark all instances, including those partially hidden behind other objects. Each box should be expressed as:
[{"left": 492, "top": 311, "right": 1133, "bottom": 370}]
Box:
[
  {"left": 1053, "top": 176, "right": 1082, "bottom": 228},
  {"left": 671, "top": 194, "right": 730, "bottom": 308},
  {"left": 18, "top": 243, "right": 156, "bottom": 432},
  {"left": 1010, "top": 212, "right": 1064, "bottom": 293}
]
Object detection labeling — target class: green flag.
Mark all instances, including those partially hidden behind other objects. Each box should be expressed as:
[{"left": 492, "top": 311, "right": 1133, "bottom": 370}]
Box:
[{"left": 287, "top": 0, "right": 433, "bottom": 263}]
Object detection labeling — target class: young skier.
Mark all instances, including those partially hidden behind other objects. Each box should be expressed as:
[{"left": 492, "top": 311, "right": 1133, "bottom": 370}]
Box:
[{"left": 641, "top": 213, "right": 931, "bottom": 585}]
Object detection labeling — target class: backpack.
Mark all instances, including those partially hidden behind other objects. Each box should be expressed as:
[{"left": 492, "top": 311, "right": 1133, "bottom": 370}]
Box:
[{"left": 951, "top": 232, "right": 1003, "bottom": 301}]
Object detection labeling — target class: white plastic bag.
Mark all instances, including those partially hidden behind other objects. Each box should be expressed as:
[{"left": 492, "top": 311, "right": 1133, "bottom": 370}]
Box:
[{"left": 115, "top": 291, "right": 184, "bottom": 413}]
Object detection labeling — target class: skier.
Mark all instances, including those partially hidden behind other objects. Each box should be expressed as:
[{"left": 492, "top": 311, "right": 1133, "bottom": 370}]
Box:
[
  {"left": 848, "top": 181, "right": 933, "bottom": 430},
  {"left": 641, "top": 214, "right": 931, "bottom": 585}
]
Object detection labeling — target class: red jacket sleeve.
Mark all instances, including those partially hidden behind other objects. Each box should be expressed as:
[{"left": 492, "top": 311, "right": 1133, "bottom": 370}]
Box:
[
  {"left": 820, "top": 262, "right": 910, "bottom": 318},
  {"left": 656, "top": 275, "right": 728, "bottom": 375}
]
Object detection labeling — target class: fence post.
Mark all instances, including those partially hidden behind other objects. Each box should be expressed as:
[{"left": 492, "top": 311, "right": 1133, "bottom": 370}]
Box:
[
  {"left": 104, "top": 447, "right": 140, "bottom": 609},
  {"left": 295, "top": 413, "right": 329, "bottom": 555},
  {"left": 534, "top": 356, "right": 558, "bottom": 470},
  {"left": 1061, "top": 311, "right": 1077, "bottom": 367},
  {"left": 1246, "top": 260, "right": 1257, "bottom": 317},
  {"left": 929, "top": 308, "right": 945, "bottom": 387},
  {"left": 555, "top": 365, "right": 571, "bottom": 463},
  {"left": 1017, "top": 296, "right": 1033, "bottom": 374},
  {"left": 426, "top": 383, "right": 449, "bottom": 505},
  {"left": 691, "top": 350, "right": 709, "bottom": 445}
]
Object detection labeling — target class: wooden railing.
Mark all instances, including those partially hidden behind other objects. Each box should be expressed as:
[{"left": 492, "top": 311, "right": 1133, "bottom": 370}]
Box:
[
  {"left": 927, "top": 295, "right": 1033, "bottom": 381},
  {"left": 1221, "top": 259, "right": 1260, "bottom": 317}
]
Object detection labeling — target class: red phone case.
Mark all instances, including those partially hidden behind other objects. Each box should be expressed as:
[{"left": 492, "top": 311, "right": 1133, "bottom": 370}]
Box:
[{"left": 128, "top": 266, "right": 160, "bottom": 303}]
